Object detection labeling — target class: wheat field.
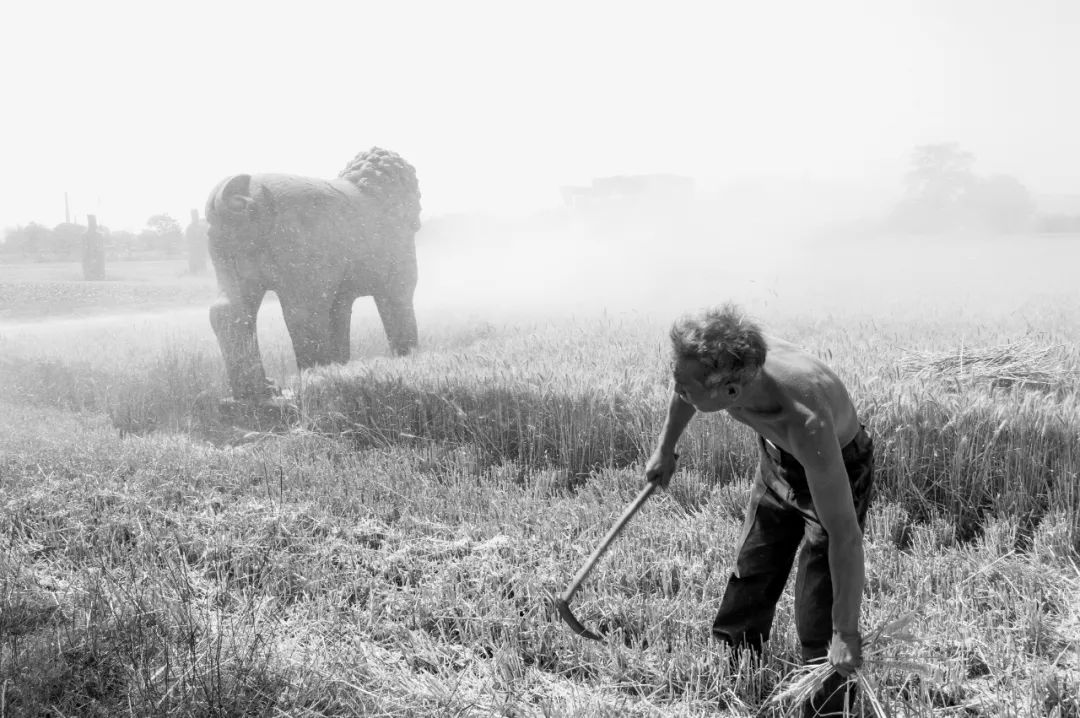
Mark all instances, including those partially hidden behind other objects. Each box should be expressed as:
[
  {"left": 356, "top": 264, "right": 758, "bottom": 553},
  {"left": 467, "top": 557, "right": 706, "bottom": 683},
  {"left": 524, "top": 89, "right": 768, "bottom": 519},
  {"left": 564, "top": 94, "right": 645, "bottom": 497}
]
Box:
[{"left": 1, "top": 235, "right": 1079, "bottom": 716}]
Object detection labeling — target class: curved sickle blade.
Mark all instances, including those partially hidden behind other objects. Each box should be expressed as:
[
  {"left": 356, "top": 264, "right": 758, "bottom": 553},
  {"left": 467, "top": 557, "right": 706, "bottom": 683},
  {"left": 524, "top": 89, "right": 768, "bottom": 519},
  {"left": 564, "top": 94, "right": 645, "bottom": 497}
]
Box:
[
  {"left": 554, "top": 595, "right": 604, "bottom": 642},
  {"left": 553, "top": 479, "right": 661, "bottom": 642}
]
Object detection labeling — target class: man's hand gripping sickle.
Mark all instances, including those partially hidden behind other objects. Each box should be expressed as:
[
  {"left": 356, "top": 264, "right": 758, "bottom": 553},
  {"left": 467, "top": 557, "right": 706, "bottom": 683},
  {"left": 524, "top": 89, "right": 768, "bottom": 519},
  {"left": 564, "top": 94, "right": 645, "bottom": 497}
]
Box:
[
  {"left": 827, "top": 630, "right": 863, "bottom": 677},
  {"left": 644, "top": 449, "right": 679, "bottom": 489}
]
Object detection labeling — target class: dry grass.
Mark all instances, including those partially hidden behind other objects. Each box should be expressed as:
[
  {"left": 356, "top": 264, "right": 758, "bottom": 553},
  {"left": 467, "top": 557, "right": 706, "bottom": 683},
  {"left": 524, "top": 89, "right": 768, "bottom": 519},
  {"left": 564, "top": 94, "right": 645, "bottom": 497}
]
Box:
[
  {"left": 0, "top": 259, "right": 217, "bottom": 321},
  {"left": 900, "top": 341, "right": 1076, "bottom": 391},
  {"left": 1, "top": 288, "right": 1079, "bottom": 715},
  {"left": 765, "top": 611, "right": 939, "bottom": 716}
]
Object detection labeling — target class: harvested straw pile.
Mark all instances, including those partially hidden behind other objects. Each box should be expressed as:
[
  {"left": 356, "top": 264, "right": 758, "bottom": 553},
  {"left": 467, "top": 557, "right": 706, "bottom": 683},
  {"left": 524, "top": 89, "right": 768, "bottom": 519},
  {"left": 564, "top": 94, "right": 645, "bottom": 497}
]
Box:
[
  {"left": 765, "top": 612, "right": 938, "bottom": 717},
  {"left": 899, "top": 342, "right": 1074, "bottom": 391}
]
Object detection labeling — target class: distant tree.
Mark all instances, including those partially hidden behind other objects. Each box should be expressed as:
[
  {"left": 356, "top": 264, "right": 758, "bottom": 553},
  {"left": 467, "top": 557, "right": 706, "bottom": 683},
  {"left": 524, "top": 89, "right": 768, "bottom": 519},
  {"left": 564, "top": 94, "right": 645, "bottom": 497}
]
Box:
[
  {"left": 107, "top": 229, "right": 139, "bottom": 257},
  {"left": 892, "top": 143, "right": 976, "bottom": 233},
  {"left": 964, "top": 174, "right": 1035, "bottom": 234},
  {"left": 146, "top": 213, "right": 182, "bottom": 237},
  {"left": 142, "top": 213, "right": 184, "bottom": 254},
  {"left": 891, "top": 143, "right": 1035, "bottom": 235},
  {"left": 2, "top": 223, "right": 52, "bottom": 257},
  {"left": 50, "top": 222, "right": 87, "bottom": 257},
  {"left": 905, "top": 143, "right": 976, "bottom": 201}
]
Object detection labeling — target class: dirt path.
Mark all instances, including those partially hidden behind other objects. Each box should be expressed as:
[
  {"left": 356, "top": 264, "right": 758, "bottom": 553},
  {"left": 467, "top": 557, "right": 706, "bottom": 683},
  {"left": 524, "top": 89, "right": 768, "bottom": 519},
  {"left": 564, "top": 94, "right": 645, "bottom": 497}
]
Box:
[
  {"left": 0, "top": 298, "right": 289, "bottom": 335},
  {"left": 0, "top": 305, "right": 209, "bottom": 333}
]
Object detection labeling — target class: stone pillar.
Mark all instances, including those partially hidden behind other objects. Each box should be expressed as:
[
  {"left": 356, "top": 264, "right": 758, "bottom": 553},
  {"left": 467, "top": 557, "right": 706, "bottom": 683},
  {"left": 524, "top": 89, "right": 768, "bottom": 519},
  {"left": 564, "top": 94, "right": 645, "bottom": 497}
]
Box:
[
  {"left": 186, "top": 208, "right": 209, "bottom": 274},
  {"left": 82, "top": 214, "right": 106, "bottom": 280}
]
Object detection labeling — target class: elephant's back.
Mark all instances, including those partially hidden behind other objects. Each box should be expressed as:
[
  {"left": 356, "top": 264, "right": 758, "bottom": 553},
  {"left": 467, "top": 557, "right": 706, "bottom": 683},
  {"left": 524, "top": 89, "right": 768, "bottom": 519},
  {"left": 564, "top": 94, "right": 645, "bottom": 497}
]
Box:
[
  {"left": 251, "top": 174, "right": 371, "bottom": 216},
  {"left": 249, "top": 174, "right": 386, "bottom": 249},
  {"left": 206, "top": 171, "right": 402, "bottom": 290}
]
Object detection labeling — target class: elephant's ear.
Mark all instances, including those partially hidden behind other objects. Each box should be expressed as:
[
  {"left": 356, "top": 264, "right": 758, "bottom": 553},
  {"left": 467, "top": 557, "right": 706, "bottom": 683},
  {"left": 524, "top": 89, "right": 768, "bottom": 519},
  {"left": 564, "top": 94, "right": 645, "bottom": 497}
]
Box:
[{"left": 208, "top": 174, "right": 255, "bottom": 222}]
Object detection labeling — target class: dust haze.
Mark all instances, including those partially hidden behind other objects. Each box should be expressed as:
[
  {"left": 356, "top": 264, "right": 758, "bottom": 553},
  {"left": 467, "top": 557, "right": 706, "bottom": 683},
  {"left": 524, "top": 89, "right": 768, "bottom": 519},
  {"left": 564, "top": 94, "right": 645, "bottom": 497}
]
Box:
[
  {"left": 410, "top": 176, "right": 1080, "bottom": 328},
  {"left": 3, "top": 0, "right": 1080, "bottom": 336}
]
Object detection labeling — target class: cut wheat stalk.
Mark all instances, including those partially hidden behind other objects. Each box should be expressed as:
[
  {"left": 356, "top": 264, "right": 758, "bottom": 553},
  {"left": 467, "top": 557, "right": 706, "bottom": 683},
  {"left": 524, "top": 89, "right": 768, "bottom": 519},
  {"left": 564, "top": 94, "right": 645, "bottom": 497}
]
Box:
[
  {"left": 765, "top": 611, "right": 940, "bottom": 717},
  {"left": 899, "top": 342, "right": 1074, "bottom": 392}
]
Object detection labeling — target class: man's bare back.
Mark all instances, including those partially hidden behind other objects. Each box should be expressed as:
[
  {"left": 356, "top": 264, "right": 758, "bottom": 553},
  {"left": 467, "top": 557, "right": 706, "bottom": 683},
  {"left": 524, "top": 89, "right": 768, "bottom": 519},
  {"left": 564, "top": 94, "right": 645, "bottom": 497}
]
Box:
[{"left": 724, "top": 336, "right": 860, "bottom": 454}]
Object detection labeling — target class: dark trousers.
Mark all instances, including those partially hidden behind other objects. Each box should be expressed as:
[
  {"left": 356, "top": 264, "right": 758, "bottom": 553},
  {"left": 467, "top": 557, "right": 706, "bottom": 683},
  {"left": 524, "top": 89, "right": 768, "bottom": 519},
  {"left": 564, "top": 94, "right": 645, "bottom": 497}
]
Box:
[{"left": 713, "top": 427, "right": 875, "bottom": 715}]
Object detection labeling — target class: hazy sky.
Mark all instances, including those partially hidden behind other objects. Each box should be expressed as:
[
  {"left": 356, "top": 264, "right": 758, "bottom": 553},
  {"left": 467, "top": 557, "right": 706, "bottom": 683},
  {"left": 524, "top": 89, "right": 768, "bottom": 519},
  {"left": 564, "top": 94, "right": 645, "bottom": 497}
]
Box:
[{"left": 2, "top": 0, "right": 1078, "bottom": 231}]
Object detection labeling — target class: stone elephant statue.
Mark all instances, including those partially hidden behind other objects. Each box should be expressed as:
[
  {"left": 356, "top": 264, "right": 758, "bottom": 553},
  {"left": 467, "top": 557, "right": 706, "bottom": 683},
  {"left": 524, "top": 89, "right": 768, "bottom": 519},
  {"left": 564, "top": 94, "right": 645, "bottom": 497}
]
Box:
[{"left": 206, "top": 147, "right": 421, "bottom": 401}]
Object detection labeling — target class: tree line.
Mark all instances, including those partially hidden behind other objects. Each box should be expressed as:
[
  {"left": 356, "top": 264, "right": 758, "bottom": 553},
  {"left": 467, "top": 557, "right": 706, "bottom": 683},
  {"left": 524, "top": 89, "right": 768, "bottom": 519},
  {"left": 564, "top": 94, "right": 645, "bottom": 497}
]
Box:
[
  {"left": 3, "top": 144, "right": 1078, "bottom": 260},
  {"left": 889, "top": 143, "right": 1080, "bottom": 234},
  {"left": 1, "top": 214, "right": 186, "bottom": 260}
]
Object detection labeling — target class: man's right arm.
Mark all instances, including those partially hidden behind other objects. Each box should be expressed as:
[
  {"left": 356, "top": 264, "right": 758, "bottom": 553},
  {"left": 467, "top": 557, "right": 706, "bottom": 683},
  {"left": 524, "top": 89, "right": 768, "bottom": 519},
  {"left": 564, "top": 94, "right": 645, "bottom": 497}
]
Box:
[{"left": 645, "top": 392, "right": 697, "bottom": 487}]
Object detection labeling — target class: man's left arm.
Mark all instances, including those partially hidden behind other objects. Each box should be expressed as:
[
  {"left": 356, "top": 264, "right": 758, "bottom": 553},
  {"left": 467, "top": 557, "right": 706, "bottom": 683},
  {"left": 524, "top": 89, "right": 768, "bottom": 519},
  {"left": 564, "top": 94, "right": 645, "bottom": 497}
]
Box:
[{"left": 789, "top": 412, "right": 865, "bottom": 674}]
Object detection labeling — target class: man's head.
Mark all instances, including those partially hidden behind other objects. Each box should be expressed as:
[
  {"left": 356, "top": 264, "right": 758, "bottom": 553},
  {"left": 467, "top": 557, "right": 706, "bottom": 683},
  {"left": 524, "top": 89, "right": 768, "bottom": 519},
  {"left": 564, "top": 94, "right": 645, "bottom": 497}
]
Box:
[{"left": 669, "top": 303, "right": 767, "bottom": 411}]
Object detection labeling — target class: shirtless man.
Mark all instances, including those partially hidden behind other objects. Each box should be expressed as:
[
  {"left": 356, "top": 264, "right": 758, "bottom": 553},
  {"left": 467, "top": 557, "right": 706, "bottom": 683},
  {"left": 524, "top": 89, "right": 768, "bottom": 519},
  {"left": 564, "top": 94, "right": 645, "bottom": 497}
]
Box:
[{"left": 645, "top": 304, "right": 874, "bottom": 717}]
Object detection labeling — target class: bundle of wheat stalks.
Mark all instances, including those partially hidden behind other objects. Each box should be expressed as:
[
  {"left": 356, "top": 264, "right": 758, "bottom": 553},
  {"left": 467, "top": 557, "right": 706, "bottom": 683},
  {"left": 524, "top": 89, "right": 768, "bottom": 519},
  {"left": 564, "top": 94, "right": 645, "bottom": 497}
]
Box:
[
  {"left": 899, "top": 341, "right": 1072, "bottom": 390},
  {"left": 766, "top": 612, "right": 938, "bottom": 717}
]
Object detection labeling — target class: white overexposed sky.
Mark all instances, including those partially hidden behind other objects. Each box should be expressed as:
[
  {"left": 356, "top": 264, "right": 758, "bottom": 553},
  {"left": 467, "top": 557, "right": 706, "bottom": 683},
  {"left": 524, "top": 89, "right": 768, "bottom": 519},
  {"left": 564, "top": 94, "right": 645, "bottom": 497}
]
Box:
[{"left": 1, "top": 0, "right": 1078, "bottom": 231}]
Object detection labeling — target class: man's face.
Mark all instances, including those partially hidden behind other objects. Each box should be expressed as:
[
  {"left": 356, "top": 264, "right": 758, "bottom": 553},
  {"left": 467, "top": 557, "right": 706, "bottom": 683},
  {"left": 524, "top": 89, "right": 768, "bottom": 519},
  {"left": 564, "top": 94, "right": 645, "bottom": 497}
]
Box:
[{"left": 672, "top": 357, "right": 734, "bottom": 412}]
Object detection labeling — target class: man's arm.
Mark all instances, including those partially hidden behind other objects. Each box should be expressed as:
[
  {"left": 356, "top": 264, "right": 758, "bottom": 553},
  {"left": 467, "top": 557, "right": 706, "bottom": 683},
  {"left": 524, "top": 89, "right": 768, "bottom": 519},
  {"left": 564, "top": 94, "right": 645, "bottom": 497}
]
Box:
[
  {"left": 645, "top": 392, "right": 696, "bottom": 487},
  {"left": 658, "top": 392, "right": 696, "bottom": 454},
  {"left": 788, "top": 411, "right": 865, "bottom": 671}
]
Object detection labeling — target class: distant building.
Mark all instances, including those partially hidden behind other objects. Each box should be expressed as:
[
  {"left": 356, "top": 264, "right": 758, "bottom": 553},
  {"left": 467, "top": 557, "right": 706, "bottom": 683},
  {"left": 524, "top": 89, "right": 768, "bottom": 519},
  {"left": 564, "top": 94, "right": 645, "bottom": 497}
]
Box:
[{"left": 561, "top": 174, "right": 696, "bottom": 210}]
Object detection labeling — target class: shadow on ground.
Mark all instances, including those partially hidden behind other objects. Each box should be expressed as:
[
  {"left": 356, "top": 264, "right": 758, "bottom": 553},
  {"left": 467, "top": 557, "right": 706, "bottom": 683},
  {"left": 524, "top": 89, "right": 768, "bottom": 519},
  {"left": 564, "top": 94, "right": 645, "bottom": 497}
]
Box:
[{"left": 179, "top": 393, "right": 304, "bottom": 446}]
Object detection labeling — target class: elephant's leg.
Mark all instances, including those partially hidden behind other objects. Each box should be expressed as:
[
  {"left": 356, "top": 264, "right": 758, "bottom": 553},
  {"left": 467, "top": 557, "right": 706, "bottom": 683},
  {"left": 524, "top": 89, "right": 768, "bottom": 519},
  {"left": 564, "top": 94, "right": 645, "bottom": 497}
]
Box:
[
  {"left": 374, "top": 291, "right": 418, "bottom": 356},
  {"left": 279, "top": 292, "right": 336, "bottom": 370},
  {"left": 209, "top": 287, "right": 268, "bottom": 400},
  {"left": 328, "top": 290, "right": 356, "bottom": 364}
]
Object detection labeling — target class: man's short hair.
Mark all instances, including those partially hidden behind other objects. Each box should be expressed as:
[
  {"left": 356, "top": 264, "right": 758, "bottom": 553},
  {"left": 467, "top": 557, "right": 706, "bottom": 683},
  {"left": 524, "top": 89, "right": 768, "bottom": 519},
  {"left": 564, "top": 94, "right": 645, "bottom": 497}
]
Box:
[{"left": 670, "top": 303, "right": 767, "bottom": 386}]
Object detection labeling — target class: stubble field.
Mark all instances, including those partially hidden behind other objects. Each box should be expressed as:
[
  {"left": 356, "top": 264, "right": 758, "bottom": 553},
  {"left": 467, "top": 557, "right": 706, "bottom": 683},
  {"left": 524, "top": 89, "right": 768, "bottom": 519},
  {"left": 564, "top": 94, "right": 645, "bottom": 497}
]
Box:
[{"left": 1, "top": 232, "right": 1079, "bottom": 716}]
